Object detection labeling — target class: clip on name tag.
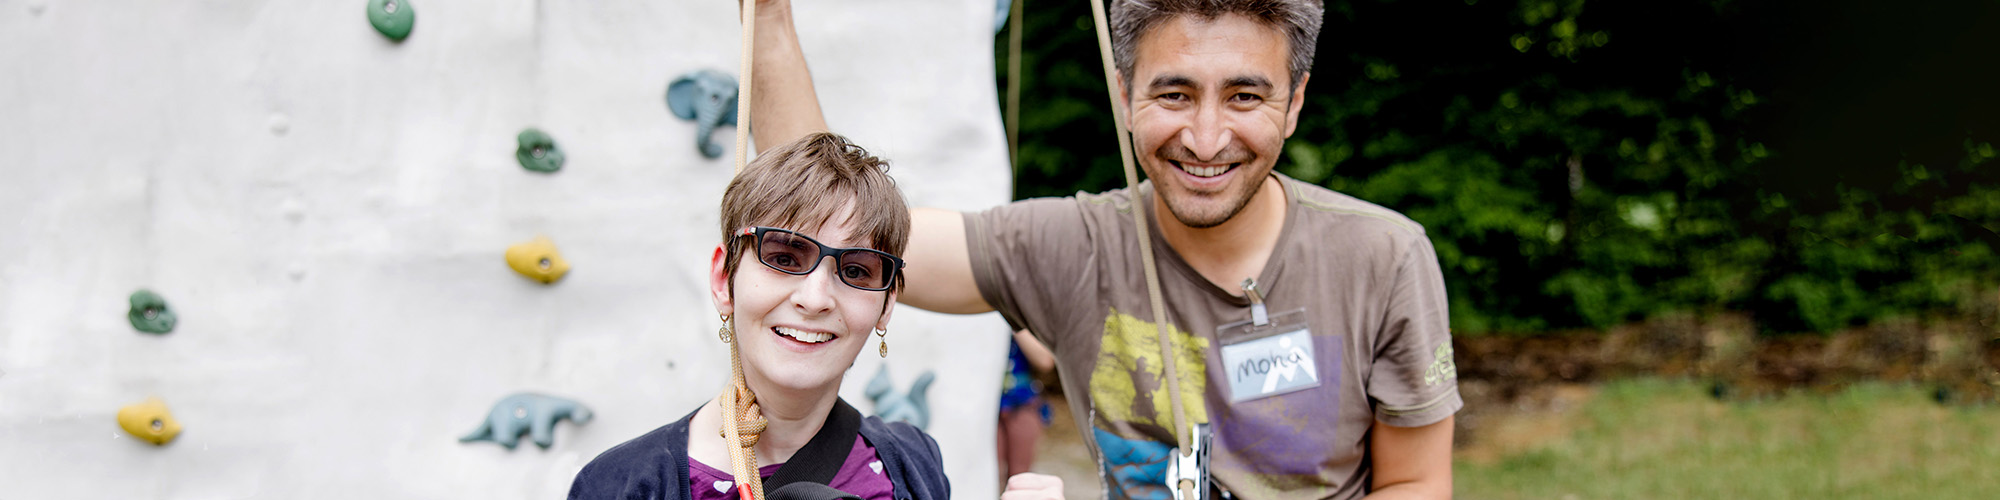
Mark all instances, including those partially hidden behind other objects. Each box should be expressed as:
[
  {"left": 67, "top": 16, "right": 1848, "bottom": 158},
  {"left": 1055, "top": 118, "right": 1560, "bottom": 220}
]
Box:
[{"left": 1218, "top": 278, "right": 1320, "bottom": 404}]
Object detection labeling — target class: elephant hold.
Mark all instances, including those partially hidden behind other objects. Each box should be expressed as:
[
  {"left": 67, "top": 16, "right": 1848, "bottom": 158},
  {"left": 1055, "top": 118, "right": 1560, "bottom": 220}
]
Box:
[
  {"left": 864, "top": 366, "right": 935, "bottom": 430},
  {"left": 666, "top": 70, "right": 740, "bottom": 159},
  {"left": 460, "top": 393, "right": 593, "bottom": 450}
]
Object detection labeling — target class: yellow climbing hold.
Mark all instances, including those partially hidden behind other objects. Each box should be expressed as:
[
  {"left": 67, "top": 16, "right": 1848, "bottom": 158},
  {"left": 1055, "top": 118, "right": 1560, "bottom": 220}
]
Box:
[
  {"left": 116, "top": 396, "right": 182, "bottom": 445},
  {"left": 505, "top": 236, "right": 571, "bottom": 284}
]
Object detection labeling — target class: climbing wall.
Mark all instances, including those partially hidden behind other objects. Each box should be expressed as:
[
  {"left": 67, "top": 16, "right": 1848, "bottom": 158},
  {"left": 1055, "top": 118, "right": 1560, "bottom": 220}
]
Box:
[{"left": 0, "top": 1, "right": 1013, "bottom": 498}]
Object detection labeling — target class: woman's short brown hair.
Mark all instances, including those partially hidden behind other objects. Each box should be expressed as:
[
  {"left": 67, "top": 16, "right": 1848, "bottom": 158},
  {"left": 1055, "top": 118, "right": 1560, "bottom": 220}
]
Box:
[{"left": 719, "top": 132, "right": 911, "bottom": 291}]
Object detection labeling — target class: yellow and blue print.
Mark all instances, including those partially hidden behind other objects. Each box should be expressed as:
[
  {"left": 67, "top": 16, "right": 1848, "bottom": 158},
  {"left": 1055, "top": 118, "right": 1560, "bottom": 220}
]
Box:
[{"left": 1089, "top": 309, "right": 1209, "bottom": 500}]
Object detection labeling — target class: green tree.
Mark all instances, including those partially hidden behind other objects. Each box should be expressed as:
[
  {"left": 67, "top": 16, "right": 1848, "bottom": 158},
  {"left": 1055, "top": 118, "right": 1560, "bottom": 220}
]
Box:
[{"left": 998, "top": 0, "right": 2000, "bottom": 335}]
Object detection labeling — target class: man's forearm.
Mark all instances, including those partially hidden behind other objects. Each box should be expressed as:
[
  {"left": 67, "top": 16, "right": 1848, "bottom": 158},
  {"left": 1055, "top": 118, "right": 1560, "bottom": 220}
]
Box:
[
  {"left": 748, "top": 0, "right": 828, "bottom": 152},
  {"left": 1364, "top": 416, "right": 1454, "bottom": 499}
]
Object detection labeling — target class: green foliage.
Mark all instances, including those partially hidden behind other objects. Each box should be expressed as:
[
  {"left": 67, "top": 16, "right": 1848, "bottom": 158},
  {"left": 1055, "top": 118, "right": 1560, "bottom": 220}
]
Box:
[{"left": 998, "top": 0, "right": 2000, "bottom": 335}]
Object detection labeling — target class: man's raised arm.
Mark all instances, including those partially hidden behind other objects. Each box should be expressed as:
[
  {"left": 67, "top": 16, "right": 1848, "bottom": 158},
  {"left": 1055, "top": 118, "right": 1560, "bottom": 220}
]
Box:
[
  {"left": 747, "top": 0, "right": 828, "bottom": 149},
  {"left": 746, "top": 1, "right": 994, "bottom": 315}
]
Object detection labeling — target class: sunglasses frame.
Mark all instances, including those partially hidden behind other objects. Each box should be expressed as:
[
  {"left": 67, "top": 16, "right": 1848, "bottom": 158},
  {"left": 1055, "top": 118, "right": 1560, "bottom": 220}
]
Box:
[{"left": 734, "top": 226, "right": 905, "bottom": 292}]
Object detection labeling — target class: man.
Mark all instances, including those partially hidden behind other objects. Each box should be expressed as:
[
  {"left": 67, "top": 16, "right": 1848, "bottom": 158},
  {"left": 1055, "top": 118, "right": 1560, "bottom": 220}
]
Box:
[{"left": 748, "top": 1, "right": 1457, "bottom": 498}]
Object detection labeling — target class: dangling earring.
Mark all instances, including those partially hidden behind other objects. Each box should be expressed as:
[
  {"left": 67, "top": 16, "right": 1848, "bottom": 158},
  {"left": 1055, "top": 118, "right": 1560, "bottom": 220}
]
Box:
[
  {"left": 875, "top": 328, "right": 889, "bottom": 358},
  {"left": 718, "top": 314, "right": 734, "bottom": 343}
]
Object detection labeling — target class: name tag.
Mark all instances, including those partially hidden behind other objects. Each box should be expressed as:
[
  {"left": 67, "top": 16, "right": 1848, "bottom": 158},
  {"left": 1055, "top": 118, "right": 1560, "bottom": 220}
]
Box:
[{"left": 1218, "top": 323, "right": 1320, "bottom": 403}]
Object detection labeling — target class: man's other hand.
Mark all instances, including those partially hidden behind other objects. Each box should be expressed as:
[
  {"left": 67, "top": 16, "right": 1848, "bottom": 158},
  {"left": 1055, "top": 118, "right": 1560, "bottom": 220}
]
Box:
[{"left": 1002, "top": 472, "right": 1064, "bottom": 500}]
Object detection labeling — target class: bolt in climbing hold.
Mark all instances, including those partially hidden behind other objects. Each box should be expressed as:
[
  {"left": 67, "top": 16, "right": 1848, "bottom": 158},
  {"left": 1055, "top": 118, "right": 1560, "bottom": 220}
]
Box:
[
  {"left": 505, "top": 236, "right": 571, "bottom": 284},
  {"left": 666, "top": 70, "right": 740, "bottom": 159},
  {"left": 460, "top": 393, "right": 593, "bottom": 450},
  {"left": 127, "top": 289, "right": 176, "bottom": 334},
  {"left": 116, "top": 396, "right": 183, "bottom": 445},
  {"left": 515, "top": 128, "right": 565, "bottom": 173},
  {"left": 366, "top": 0, "right": 416, "bottom": 42}
]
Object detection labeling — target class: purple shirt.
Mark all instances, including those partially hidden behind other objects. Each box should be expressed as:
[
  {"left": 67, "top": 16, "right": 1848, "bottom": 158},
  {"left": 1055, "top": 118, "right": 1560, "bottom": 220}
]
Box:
[{"left": 688, "top": 435, "right": 894, "bottom": 500}]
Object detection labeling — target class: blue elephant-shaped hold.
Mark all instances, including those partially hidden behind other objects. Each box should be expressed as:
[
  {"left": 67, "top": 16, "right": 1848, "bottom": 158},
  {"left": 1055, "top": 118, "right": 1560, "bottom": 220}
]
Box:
[
  {"left": 460, "top": 393, "right": 593, "bottom": 450},
  {"left": 864, "top": 367, "right": 935, "bottom": 430},
  {"left": 666, "top": 70, "right": 740, "bottom": 159}
]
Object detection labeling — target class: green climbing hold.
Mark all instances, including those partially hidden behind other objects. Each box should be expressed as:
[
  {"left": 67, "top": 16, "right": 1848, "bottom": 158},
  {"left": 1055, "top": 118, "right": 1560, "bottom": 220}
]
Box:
[
  {"left": 515, "top": 128, "right": 565, "bottom": 173},
  {"left": 127, "top": 290, "right": 176, "bottom": 334},
  {"left": 367, "top": 0, "right": 415, "bottom": 42}
]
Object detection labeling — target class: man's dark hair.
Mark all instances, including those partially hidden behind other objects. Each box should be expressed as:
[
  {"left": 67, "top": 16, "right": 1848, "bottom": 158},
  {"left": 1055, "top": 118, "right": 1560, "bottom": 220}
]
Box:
[{"left": 1111, "top": 0, "right": 1325, "bottom": 90}]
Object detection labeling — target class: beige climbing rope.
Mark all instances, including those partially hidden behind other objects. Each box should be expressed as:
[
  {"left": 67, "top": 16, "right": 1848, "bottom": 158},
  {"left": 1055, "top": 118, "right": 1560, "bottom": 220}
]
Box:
[
  {"left": 1084, "top": 0, "right": 1193, "bottom": 455},
  {"left": 722, "top": 2, "right": 768, "bottom": 500},
  {"left": 1005, "top": 0, "right": 1025, "bottom": 184}
]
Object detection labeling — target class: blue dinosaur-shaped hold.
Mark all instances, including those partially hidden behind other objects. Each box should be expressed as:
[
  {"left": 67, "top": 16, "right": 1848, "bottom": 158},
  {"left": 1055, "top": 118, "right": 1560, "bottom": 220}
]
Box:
[
  {"left": 459, "top": 393, "right": 593, "bottom": 450},
  {"left": 666, "top": 70, "right": 740, "bottom": 159},
  {"left": 864, "top": 366, "right": 935, "bottom": 430}
]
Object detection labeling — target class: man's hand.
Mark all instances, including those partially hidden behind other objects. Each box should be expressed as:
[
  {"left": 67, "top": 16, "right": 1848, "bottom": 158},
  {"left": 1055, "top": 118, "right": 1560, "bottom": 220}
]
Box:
[
  {"left": 737, "top": 0, "right": 788, "bottom": 16},
  {"left": 1002, "top": 473, "right": 1064, "bottom": 500}
]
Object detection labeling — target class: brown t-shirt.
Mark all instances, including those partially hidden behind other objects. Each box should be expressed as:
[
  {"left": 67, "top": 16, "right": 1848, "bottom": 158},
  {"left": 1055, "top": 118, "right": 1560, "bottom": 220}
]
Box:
[{"left": 966, "top": 174, "right": 1460, "bottom": 500}]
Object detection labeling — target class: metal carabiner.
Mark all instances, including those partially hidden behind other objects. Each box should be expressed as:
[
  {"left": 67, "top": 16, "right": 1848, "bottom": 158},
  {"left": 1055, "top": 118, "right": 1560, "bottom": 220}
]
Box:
[{"left": 1165, "top": 422, "right": 1212, "bottom": 500}]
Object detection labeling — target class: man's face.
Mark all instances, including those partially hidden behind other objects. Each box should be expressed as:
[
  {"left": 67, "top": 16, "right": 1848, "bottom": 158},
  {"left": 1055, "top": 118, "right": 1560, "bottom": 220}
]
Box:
[{"left": 1124, "top": 14, "right": 1307, "bottom": 228}]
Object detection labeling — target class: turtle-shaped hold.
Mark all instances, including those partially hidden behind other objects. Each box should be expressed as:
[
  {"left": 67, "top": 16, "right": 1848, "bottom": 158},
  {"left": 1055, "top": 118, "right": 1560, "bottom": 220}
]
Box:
[
  {"left": 127, "top": 289, "right": 176, "bottom": 334},
  {"left": 505, "top": 236, "right": 571, "bottom": 284},
  {"left": 865, "top": 366, "right": 936, "bottom": 430},
  {"left": 515, "top": 128, "right": 565, "bottom": 173},
  {"left": 666, "top": 70, "right": 740, "bottom": 159},
  {"left": 117, "top": 396, "right": 183, "bottom": 446},
  {"left": 366, "top": 0, "right": 416, "bottom": 42},
  {"left": 460, "top": 393, "right": 593, "bottom": 450}
]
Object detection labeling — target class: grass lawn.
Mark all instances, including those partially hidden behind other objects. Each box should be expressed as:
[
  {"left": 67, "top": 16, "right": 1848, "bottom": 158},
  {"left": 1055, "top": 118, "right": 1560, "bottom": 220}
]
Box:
[{"left": 1456, "top": 379, "right": 2000, "bottom": 499}]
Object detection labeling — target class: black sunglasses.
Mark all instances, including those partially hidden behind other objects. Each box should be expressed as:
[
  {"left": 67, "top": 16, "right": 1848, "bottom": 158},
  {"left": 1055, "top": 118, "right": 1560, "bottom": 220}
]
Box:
[{"left": 734, "top": 226, "right": 904, "bottom": 291}]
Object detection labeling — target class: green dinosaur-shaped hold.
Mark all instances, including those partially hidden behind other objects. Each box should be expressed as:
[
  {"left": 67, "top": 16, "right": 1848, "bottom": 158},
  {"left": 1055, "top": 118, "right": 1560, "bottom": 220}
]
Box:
[
  {"left": 460, "top": 393, "right": 593, "bottom": 450},
  {"left": 127, "top": 289, "right": 176, "bottom": 334}
]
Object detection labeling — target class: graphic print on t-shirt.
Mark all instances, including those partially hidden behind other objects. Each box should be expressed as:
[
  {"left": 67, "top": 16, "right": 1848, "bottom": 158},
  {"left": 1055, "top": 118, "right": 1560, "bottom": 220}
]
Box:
[
  {"left": 1089, "top": 309, "right": 1208, "bottom": 500},
  {"left": 1088, "top": 310, "right": 1352, "bottom": 499}
]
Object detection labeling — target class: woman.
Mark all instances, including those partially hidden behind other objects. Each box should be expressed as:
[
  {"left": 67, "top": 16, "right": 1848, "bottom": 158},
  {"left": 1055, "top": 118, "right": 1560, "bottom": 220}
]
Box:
[{"left": 570, "top": 133, "right": 948, "bottom": 500}]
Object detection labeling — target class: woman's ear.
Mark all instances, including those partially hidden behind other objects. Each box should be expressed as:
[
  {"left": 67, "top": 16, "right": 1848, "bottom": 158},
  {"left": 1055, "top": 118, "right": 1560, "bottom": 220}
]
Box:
[
  {"left": 710, "top": 244, "right": 734, "bottom": 317},
  {"left": 874, "top": 290, "right": 898, "bottom": 331}
]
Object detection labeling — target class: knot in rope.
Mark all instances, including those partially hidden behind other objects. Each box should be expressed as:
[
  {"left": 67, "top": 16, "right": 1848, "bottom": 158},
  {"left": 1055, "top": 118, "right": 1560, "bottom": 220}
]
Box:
[{"left": 720, "top": 384, "right": 768, "bottom": 448}]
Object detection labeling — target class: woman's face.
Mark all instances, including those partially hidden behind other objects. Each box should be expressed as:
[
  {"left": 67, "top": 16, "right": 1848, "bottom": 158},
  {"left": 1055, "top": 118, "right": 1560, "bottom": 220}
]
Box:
[{"left": 709, "top": 205, "right": 896, "bottom": 395}]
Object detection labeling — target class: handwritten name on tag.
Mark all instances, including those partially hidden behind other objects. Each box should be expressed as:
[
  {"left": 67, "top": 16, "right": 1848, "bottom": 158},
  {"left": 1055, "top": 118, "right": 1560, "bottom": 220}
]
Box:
[{"left": 1220, "top": 328, "right": 1320, "bottom": 403}]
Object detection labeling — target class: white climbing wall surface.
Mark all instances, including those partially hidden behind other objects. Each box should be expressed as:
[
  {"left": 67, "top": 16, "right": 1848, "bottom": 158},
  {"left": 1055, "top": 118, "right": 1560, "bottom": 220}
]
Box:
[{"left": 0, "top": 1, "right": 1014, "bottom": 498}]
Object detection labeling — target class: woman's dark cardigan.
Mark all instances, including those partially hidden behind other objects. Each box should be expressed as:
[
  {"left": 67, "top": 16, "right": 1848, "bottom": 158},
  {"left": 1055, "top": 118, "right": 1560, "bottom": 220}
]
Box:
[{"left": 568, "top": 403, "right": 950, "bottom": 500}]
